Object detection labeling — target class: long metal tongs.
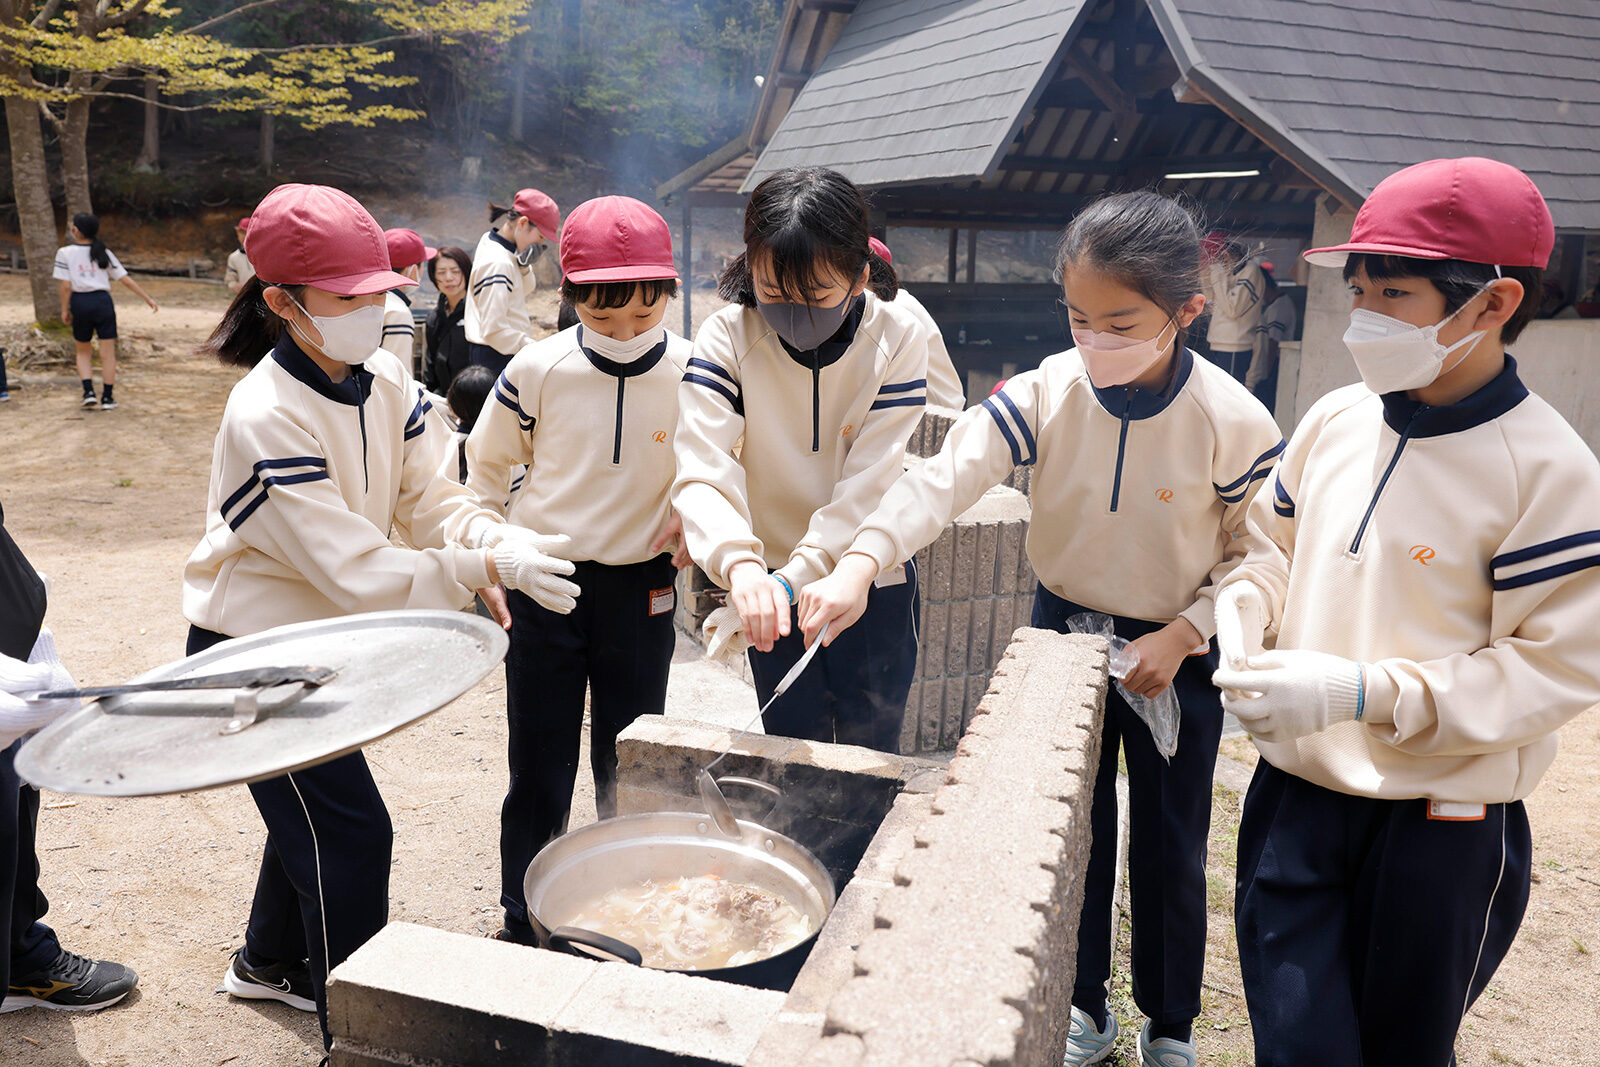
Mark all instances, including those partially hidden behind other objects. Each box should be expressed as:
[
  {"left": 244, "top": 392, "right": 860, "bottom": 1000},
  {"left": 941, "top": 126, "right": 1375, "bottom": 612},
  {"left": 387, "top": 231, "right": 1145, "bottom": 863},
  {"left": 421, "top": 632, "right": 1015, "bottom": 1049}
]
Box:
[
  {"left": 25, "top": 666, "right": 339, "bottom": 703},
  {"left": 696, "top": 622, "right": 828, "bottom": 837}
]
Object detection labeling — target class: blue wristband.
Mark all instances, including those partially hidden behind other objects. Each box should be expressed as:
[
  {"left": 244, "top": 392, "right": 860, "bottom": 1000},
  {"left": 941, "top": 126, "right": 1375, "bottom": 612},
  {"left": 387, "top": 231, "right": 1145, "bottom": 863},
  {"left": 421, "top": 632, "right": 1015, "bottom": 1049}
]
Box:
[
  {"left": 1354, "top": 665, "right": 1366, "bottom": 722},
  {"left": 772, "top": 573, "right": 795, "bottom": 605}
]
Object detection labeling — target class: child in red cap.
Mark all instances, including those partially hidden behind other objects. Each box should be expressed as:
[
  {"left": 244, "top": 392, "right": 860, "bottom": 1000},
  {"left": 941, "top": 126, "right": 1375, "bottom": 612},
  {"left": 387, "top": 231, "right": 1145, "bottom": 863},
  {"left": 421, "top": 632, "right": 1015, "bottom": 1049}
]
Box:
[
  {"left": 464, "top": 188, "right": 560, "bottom": 375},
  {"left": 182, "top": 183, "right": 577, "bottom": 1051},
  {"left": 379, "top": 227, "right": 436, "bottom": 368},
  {"left": 1211, "top": 157, "right": 1600, "bottom": 1064},
  {"left": 447, "top": 195, "right": 691, "bottom": 946}
]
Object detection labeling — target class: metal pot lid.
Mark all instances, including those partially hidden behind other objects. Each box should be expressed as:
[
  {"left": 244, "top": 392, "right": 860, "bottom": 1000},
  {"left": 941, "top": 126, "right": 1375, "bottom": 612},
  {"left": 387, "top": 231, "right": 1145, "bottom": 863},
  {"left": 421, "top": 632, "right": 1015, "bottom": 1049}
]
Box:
[{"left": 16, "top": 610, "right": 508, "bottom": 797}]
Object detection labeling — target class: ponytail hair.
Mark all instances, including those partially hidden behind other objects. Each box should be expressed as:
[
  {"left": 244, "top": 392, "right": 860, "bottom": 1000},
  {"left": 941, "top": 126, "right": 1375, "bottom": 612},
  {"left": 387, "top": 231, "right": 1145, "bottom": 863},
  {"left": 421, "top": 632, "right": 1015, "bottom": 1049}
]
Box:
[
  {"left": 73, "top": 213, "right": 108, "bottom": 270},
  {"left": 866, "top": 245, "right": 899, "bottom": 302},
  {"left": 198, "top": 277, "right": 305, "bottom": 368},
  {"left": 488, "top": 201, "right": 511, "bottom": 226},
  {"left": 717, "top": 167, "right": 882, "bottom": 306}
]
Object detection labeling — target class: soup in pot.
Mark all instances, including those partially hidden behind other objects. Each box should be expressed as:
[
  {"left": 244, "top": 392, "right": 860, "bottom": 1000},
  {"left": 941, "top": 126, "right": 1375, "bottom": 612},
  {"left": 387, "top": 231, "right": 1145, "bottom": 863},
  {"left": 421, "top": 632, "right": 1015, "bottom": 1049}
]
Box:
[{"left": 562, "top": 873, "right": 816, "bottom": 970}]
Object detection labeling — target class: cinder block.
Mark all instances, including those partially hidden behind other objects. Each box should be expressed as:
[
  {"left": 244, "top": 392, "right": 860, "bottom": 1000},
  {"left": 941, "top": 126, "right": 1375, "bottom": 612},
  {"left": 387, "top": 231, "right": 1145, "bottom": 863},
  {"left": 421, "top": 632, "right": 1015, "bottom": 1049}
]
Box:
[
  {"left": 973, "top": 521, "right": 999, "bottom": 597},
  {"left": 940, "top": 677, "right": 966, "bottom": 749},
  {"left": 928, "top": 529, "right": 955, "bottom": 601},
  {"left": 748, "top": 1017, "right": 829, "bottom": 1067},
  {"left": 952, "top": 524, "right": 978, "bottom": 600},
  {"left": 966, "top": 598, "right": 994, "bottom": 676},
  {"left": 996, "top": 521, "right": 1023, "bottom": 595},
  {"left": 917, "top": 601, "right": 947, "bottom": 681},
  {"left": 803, "top": 1035, "right": 867, "bottom": 1067},
  {"left": 919, "top": 680, "right": 943, "bottom": 754}
]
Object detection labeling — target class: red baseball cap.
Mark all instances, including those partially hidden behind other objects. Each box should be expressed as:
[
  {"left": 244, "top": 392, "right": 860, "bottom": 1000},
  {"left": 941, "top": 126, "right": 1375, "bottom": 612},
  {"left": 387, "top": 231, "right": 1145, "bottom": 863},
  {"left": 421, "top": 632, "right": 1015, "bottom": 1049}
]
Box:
[
  {"left": 868, "top": 236, "right": 892, "bottom": 265},
  {"left": 236, "top": 216, "right": 252, "bottom": 231},
  {"left": 513, "top": 188, "right": 561, "bottom": 241},
  {"left": 1305, "top": 157, "right": 1554, "bottom": 269},
  {"left": 560, "top": 196, "right": 677, "bottom": 284},
  {"left": 384, "top": 227, "right": 437, "bottom": 271},
  {"left": 246, "top": 184, "right": 415, "bottom": 295}
]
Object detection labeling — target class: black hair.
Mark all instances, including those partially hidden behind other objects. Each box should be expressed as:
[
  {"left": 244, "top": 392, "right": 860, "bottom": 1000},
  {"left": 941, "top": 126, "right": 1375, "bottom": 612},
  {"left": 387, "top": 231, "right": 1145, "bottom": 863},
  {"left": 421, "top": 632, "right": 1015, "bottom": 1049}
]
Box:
[
  {"left": 447, "top": 364, "right": 496, "bottom": 432},
  {"left": 1342, "top": 253, "right": 1542, "bottom": 345},
  {"left": 73, "top": 213, "right": 109, "bottom": 270},
  {"left": 1054, "top": 190, "right": 1204, "bottom": 352},
  {"left": 488, "top": 201, "right": 510, "bottom": 226},
  {"left": 868, "top": 248, "right": 896, "bottom": 293},
  {"left": 556, "top": 299, "right": 581, "bottom": 332},
  {"left": 427, "top": 245, "right": 472, "bottom": 289},
  {"left": 199, "top": 276, "right": 307, "bottom": 367},
  {"left": 717, "top": 167, "right": 895, "bottom": 306},
  {"left": 559, "top": 278, "right": 679, "bottom": 310}
]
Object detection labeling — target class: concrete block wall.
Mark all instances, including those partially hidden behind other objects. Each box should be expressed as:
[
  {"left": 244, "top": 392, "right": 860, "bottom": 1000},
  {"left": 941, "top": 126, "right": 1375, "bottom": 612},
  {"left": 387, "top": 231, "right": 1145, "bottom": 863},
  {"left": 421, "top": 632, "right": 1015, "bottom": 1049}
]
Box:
[{"left": 809, "top": 628, "right": 1107, "bottom": 1067}]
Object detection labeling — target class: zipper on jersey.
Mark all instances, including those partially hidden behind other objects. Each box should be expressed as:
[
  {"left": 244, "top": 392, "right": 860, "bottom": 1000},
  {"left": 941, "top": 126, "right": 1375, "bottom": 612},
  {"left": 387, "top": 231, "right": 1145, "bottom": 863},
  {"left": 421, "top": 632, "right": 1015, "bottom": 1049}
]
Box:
[
  {"left": 811, "top": 351, "right": 821, "bottom": 453},
  {"left": 1109, "top": 389, "right": 1133, "bottom": 512},
  {"left": 1349, "top": 406, "right": 1422, "bottom": 555},
  {"left": 612, "top": 377, "right": 626, "bottom": 466},
  {"left": 357, "top": 390, "right": 370, "bottom": 492}
]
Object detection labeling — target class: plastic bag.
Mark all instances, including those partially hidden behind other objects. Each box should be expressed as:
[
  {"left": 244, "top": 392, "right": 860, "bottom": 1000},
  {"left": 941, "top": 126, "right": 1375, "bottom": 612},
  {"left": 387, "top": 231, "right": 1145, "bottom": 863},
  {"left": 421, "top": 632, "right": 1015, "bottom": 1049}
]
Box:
[{"left": 1065, "top": 612, "right": 1180, "bottom": 761}]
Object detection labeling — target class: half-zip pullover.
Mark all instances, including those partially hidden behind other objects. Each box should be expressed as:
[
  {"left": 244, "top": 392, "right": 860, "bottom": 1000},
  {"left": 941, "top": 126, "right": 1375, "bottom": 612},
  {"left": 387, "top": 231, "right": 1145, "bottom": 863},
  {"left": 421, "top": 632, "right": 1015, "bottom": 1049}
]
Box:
[
  {"left": 451, "top": 325, "right": 689, "bottom": 565},
  {"left": 464, "top": 229, "right": 534, "bottom": 358},
  {"left": 848, "top": 347, "right": 1283, "bottom": 639}
]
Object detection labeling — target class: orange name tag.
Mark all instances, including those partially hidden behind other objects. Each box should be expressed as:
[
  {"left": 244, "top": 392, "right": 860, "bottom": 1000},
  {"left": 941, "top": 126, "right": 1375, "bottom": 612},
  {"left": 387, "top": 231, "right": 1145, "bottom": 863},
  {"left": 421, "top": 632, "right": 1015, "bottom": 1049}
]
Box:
[
  {"left": 649, "top": 587, "right": 676, "bottom": 617},
  {"left": 1427, "top": 800, "right": 1487, "bottom": 822}
]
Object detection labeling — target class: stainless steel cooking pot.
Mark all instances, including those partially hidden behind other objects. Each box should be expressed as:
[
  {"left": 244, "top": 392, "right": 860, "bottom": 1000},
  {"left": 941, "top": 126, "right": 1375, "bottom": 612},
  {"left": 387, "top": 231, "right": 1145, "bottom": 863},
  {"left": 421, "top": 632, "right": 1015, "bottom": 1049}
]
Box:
[{"left": 524, "top": 810, "right": 836, "bottom": 990}]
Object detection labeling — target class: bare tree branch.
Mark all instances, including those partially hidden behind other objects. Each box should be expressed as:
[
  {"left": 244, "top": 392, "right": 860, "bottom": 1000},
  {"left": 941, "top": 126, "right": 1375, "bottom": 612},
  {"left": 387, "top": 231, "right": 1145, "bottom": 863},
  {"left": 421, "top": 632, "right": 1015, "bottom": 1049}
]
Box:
[
  {"left": 250, "top": 32, "right": 420, "bottom": 55},
  {"left": 103, "top": 0, "right": 153, "bottom": 28},
  {"left": 182, "top": 0, "right": 297, "bottom": 36},
  {"left": 29, "top": 0, "right": 67, "bottom": 29}
]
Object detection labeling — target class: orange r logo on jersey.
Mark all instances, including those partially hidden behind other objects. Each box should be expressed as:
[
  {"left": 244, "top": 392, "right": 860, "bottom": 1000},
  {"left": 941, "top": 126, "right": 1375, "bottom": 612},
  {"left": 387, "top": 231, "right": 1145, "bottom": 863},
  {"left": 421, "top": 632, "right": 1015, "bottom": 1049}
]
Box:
[
  {"left": 842, "top": 425, "right": 853, "bottom": 438},
  {"left": 1157, "top": 489, "right": 1174, "bottom": 503},
  {"left": 1410, "top": 545, "right": 1435, "bottom": 565},
  {"left": 652, "top": 430, "right": 668, "bottom": 444}
]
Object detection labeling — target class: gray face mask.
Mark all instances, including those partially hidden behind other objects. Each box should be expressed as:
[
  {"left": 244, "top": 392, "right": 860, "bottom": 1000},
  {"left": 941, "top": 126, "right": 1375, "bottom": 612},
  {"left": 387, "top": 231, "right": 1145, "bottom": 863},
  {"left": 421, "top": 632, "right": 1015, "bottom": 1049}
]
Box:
[
  {"left": 756, "top": 290, "right": 855, "bottom": 351},
  {"left": 515, "top": 242, "right": 547, "bottom": 267}
]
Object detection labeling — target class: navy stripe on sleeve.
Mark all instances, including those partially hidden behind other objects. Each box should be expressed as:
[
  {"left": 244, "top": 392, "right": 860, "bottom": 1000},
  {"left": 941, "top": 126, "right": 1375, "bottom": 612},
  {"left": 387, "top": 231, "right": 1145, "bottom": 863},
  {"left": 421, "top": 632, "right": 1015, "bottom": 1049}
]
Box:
[
  {"left": 472, "top": 274, "right": 514, "bottom": 295},
  {"left": 1215, "top": 440, "right": 1287, "bottom": 500},
  {"left": 493, "top": 375, "right": 535, "bottom": 432},
  {"left": 993, "top": 390, "right": 1036, "bottom": 465},
  {"left": 982, "top": 396, "right": 1024, "bottom": 467},
  {"left": 686, "top": 358, "right": 738, "bottom": 388},
  {"left": 1493, "top": 553, "right": 1600, "bottom": 591},
  {"left": 222, "top": 457, "right": 328, "bottom": 517},
  {"left": 870, "top": 395, "right": 925, "bottom": 411},
  {"left": 878, "top": 378, "right": 927, "bottom": 395},
  {"left": 685, "top": 374, "right": 743, "bottom": 414},
  {"left": 224, "top": 465, "right": 331, "bottom": 532},
  {"left": 1491, "top": 529, "right": 1600, "bottom": 570},
  {"left": 1272, "top": 473, "right": 1295, "bottom": 518},
  {"left": 383, "top": 325, "right": 415, "bottom": 337}
]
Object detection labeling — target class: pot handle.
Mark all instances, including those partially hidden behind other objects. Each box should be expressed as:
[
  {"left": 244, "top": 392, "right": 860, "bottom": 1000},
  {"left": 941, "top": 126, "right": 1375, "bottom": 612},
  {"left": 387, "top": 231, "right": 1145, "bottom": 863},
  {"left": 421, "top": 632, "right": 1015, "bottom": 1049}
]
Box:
[
  {"left": 717, "top": 775, "right": 783, "bottom": 822},
  {"left": 549, "top": 925, "right": 644, "bottom": 967}
]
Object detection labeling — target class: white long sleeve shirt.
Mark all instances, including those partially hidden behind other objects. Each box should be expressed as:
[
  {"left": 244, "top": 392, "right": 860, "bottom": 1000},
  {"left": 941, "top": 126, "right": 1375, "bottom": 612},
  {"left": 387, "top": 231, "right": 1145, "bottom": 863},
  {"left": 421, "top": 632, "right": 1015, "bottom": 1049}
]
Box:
[
  {"left": 450, "top": 325, "right": 690, "bottom": 565},
  {"left": 894, "top": 289, "right": 965, "bottom": 410},
  {"left": 183, "top": 339, "right": 491, "bottom": 637},
  {"left": 850, "top": 347, "right": 1283, "bottom": 637},
  {"left": 1204, "top": 260, "right": 1264, "bottom": 352},
  {"left": 464, "top": 229, "right": 533, "bottom": 358},
  {"left": 672, "top": 293, "right": 932, "bottom": 592},
  {"left": 1223, "top": 358, "right": 1600, "bottom": 803},
  {"left": 381, "top": 290, "right": 417, "bottom": 361}
]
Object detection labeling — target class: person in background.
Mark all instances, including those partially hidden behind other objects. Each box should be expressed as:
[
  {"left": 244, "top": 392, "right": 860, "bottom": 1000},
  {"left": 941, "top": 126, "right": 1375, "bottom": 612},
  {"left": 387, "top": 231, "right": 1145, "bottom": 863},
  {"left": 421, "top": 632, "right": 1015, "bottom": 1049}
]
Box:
[
  {"left": 1200, "top": 233, "right": 1264, "bottom": 385},
  {"left": 54, "top": 213, "right": 159, "bottom": 411},
  {"left": 450, "top": 195, "right": 691, "bottom": 946},
  {"left": 224, "top": 217, "right": 254, "bottom": 293},
  {"left": 1, "top": 499, "right": 140, "bottom": 1016},
  {"left": 425, "top": 246, "right": 473, "bottom": 394},
  {"left": 556, "top": 299, "right": 580, "bottom": 333},
  {"left": 867, "top": 237, "right": 966, "bottom": 409},
  {"left": 0, "top": 346, "right": 8, "bottom": 403},
  {"left": 445, "top": 364, "right": 495, "bottom": 483},
  {"left": 465, "top": 189, "right": 560, "bottom": 375},
  {"left": 381, "top": 228, "right": 436, "bottom": 370},
  {"left": 183, "top": 182, "right": 576, "bottom": 1055},
  {"left": 673, "top": 166, "right": 932, "bottom": 753},
  {"left": 800, "top": 190, "right": 1283, "bottom": 1067},
  {"left": 1245, "top": 262, "right": 1296, "bottom": 414}
]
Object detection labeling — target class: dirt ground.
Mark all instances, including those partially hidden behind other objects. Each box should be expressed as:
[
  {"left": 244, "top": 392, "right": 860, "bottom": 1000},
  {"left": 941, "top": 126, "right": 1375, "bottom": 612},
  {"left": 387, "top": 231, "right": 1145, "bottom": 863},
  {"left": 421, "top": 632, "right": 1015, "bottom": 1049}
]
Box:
[{"left": 0, "top": 273, "right": 1596, "bottom": 1065}]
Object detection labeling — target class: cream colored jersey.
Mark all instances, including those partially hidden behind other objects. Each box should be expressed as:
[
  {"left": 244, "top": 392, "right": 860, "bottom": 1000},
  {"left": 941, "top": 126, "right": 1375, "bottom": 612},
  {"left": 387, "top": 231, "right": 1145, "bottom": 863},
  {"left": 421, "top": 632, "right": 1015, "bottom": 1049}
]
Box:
[
  {"left": 464, "top": 229, "right": 533, "bottom": 357},
  {"left": 673, "top": 292, "right": 932, "bottom": 592},
  {"left": 380, "top": 290, "right": 417, "bottom": 361},
  {"left": 850, "top": 348, "right": 1284, "bottom": 638},
  {"left": 1223, "top": 359, "right": 1600, "bottom": 803},
  {"left": 894, "top": 289, "right": 965, "bottom": 410}
]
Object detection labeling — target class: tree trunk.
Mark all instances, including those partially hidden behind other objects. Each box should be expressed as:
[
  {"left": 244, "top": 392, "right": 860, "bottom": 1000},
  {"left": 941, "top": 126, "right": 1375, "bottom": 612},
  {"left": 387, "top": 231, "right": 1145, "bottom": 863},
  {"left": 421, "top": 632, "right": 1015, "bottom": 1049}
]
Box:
[
  {"left": 259, "top": 111, "right": 275, "bottom": 172},
  {"left": 508, "top": 30, "right": 528, "bottom": 142},
  {"left": 3, "top": 94, "right": 64, "bottom": 325},
  {"left": 61, "top": 73, "right": 94, "bottom": 219},
  {"left": 133, "top": 75, "right": 160, "bottom": 173}
]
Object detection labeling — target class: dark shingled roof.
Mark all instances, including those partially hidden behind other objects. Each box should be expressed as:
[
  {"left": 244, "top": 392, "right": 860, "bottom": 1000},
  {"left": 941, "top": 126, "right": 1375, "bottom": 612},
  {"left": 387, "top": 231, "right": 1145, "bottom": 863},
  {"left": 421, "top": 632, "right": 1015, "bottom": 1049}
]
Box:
[
  {"left": 1150, "top": 0, "right": 1600, "bottom": 231},
  {"left": 742, "top": 0, "right": 1092, "bottom": 192}
]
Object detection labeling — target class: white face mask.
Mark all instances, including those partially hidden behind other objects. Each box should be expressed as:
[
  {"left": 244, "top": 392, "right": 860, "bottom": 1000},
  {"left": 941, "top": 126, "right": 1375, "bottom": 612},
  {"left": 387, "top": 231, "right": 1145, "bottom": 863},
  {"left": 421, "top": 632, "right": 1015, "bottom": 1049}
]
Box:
[
  {"left": 581, "top": 322, "right": 666, "bottom": 363},
  {"left": 1071, "top": 319, "right": 1176, "bottom": 388},
  {"left": 288, "top": 297, "right": 385, "bottom": 365},
  {"left": 1343, "top": 292, "right": 1489, "bottom": 394}
]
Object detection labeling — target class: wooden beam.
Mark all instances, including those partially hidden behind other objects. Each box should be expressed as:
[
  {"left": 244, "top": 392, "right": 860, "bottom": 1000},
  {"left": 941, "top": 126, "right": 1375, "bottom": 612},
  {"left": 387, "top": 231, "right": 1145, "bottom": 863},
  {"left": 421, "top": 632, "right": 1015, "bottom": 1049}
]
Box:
[
  {"left": 965, "top": 228, "right": 977, "bottom": 285},
  {"left": 877, "top": 187, "right": 1316, "bottom": 229},
  {"left": 1063, "top": 41, "right": 1138, "bottom": 137},
  {"left": 947, "top": 228, "right": 958, "bottom": 284}
]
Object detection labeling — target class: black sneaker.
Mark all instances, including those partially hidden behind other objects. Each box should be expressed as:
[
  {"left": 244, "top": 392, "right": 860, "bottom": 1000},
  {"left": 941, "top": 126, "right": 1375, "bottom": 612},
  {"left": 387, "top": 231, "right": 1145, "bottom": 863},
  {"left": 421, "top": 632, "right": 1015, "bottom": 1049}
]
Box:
[
  {"left": 100, "top": 390, "right": 117, "bottom": 410},
  {"left": 221, "top": 947, "right": 315, "bottom": 1012},
  {"left": 80, "top": 392, "right": 98, "bottom": 408},
  {"left": 1, "top": 948, "right": 138, "bottom": 1013}
]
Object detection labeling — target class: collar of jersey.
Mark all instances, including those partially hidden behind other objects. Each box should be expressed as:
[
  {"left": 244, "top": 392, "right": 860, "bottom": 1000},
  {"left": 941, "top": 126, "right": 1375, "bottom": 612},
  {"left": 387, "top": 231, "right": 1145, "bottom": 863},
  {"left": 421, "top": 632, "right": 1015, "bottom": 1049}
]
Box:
[
  {"left": 775, "top": 293, "right": 866, "bottom": 369},
  {"left": 1089, "top": 346, "right": 1193, "bottom": 420},
  {"left": 487, "top": 229, "right": 518, "bottom": 256},
  {"left": 1380, "top": 355, "right": 1528, "bottom": 438},
  {"left": 577, "top": 327, "right": 668, "bottom": 378},
  {"left": 271, "top": 334, "right": 373, "bottom": 406},
  {"left": 394, "top": 289, "right": 412, "bottom": 307}
]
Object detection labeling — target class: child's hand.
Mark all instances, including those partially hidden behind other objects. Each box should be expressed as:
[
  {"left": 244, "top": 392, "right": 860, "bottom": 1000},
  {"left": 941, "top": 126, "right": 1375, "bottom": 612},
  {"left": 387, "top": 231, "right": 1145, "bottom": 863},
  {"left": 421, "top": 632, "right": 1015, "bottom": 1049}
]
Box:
[
  {"left": 147, "top": 298, "right": 160, "bottom": 312},
  {"left": 650, "top": 511, "right": 691, "bottom": 569},
  {"left": 797, "top": 553, "right": 879, "bottom": 647},
  {"left": 1123, "top": 618, "right": 1203, "bottom": 698},
  {"left": 728, "top": 560, "right": 789, "bottom": 653},
  {"left": 477, "top": 583, "right": 512, "bottom": 629}
]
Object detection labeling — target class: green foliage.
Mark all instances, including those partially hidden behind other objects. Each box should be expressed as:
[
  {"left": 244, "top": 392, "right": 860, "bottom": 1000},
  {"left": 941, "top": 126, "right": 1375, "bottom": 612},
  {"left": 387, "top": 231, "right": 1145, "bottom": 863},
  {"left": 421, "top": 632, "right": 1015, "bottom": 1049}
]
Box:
[{"left": 88, "top": 161, "right": 281, "bottom": 216}]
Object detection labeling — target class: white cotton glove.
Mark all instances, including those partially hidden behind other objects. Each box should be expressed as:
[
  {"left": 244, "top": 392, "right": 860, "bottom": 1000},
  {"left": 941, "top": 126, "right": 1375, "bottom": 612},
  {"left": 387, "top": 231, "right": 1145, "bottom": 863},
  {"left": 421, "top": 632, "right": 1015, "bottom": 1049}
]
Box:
[
  {"left": 1211, "top": 649, "right": 1365, "bottom": 744},
  {"left": 0, "top": 629, "right": 80, "bottom": 749},
  {"left": 701, "top": 605, "right": 750, "bottom": 664},
  {"left": 493, "top": 535, "right": 580, "bottom": 614},
  {"left": 1214, "top": 582, "right": 1267, "bottom": 672},
  {"left": 474, "top": 520, "right": 546, "bottom": 550}
]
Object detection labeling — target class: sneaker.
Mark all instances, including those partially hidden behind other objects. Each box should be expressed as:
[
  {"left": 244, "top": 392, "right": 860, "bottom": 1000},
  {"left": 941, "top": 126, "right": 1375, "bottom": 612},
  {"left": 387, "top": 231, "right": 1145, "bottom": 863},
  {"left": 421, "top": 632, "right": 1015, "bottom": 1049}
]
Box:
[
  {"left": 221, "top": 947, "right": 315, "bottom": 1012},
  {"left": 0, "top": 391, "right": 10, "bottom": 401},
  {"left": 1, "top": 948, "right": 138, "bottom": 1013},
  {"left": 1063, "top": 1005, "right": 1118, "bottom": 1065},
  {"left": 99, "top": 392, "right": 117, "bottom": 410},
  {"left": 1139, "top": 1020, "right": 1197, "bottom": 1067},
  {"left": 80, "top": 392, "right": 98, "bottom": 408}
]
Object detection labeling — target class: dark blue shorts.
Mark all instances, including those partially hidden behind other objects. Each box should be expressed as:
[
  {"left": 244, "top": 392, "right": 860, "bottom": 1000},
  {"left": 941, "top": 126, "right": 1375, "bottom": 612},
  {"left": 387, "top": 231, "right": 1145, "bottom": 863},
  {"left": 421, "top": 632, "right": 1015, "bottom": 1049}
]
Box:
[{"left": 69, "top": 290, "right": 116, "bottom": 343}]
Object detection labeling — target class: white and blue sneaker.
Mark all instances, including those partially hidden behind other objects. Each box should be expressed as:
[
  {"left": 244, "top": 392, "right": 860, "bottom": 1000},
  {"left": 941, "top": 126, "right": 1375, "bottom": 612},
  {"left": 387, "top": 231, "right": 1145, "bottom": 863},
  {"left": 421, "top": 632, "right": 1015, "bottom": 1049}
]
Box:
[
  {"left": 1139, "top": 1020, "right": 1198, "bottom": 1067},
  {"left": 1063, "top": 1005, "right": 1118, "bottom": 1065}
]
